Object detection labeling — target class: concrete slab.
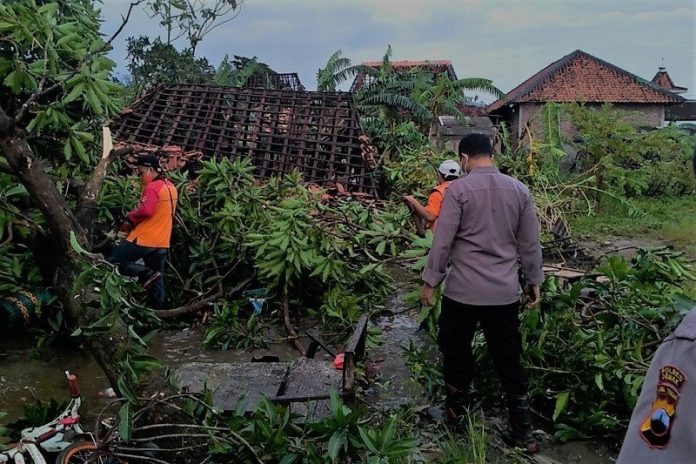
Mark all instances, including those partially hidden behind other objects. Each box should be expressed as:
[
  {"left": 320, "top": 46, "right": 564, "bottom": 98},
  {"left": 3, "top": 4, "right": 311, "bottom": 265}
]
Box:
[{"left": 175, "top": 362, "right": 288, "bottom": 411}]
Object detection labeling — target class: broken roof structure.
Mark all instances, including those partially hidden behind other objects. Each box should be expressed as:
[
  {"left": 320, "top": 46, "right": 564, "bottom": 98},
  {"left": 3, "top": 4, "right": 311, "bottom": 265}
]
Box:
[
  {"left": 350, "top": 59, "right": 458, "bottom": 91},
  {"left": 244, "top": 72, "right": 305, "bottom": 91},
  {"left": 109, "top": 84, "right": 378, "bottom": 195}
]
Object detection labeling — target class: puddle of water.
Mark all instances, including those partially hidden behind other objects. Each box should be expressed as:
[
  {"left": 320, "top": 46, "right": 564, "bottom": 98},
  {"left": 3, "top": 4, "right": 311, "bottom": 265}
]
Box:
[{"left": 0, "top": 325, "right": 305, "bottom": 442}]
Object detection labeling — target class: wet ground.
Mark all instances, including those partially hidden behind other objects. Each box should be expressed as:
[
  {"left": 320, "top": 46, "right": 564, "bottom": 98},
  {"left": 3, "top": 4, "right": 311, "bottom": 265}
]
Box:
[
  {"left": 2, "top": 290, "right": 618, "bottom": 463},
  {"left": 370, "top": 290, "right": 618, "bottom": 463},
  {"left": 0, "top": 325, "right": 303, "bottom": 443}
]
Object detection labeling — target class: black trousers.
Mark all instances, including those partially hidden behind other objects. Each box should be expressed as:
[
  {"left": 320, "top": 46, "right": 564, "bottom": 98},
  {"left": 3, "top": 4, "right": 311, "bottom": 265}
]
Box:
[
  {"left": 438, "top": 295, "right": 529, "bottom": 400},
  {"left": 108, "top": 240, "right": 167, "bottom": 309}
]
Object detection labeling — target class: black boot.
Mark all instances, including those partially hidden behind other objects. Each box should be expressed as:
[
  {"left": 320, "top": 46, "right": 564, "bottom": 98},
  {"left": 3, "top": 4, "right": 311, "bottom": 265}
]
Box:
[
  {"left": 503, "top": 395, "right": 539, "bottom": 454},
  {"left": 444, "top": 383, "right": 469, "bottom": 426}
]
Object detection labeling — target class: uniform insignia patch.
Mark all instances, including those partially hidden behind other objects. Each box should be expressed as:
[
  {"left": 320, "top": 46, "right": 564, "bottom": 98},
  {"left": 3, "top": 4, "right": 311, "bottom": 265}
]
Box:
[{"left": 639, "top": 365, "right": 687, "bottom": 448}]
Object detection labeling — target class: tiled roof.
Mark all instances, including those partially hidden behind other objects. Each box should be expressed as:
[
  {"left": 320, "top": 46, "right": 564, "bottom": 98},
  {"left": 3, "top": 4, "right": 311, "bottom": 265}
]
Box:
[
  {"left": 488, "top": 50, "right": 684, "bottom": 113},
  {"left": 651, "top": 68, "right": 687, "bottom": 93},
  {"left": 351, "top": 60, "right": 458, "bottom": 91}
]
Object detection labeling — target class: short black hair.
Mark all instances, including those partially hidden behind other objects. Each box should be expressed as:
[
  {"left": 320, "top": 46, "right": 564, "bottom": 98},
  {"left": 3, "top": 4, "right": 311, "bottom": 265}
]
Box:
[
  {"left": 458, "top": 134, "right": 492, "bottom": 158},
  {"left": 442, "top": 174, "right": 459, "bottom": 182}
]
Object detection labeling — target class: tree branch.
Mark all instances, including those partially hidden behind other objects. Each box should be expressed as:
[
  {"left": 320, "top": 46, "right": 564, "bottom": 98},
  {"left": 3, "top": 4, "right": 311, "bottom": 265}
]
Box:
[
  {"left": 0, "top": 107, "right": 85, "bottom": 255},
  {"left": 14, "top": 0, "right": 145, "bottom": 124},
  {"left": 153, "top": 276, "right": 252, "bottom": 320},
  {"left": 77, "top": 145, "right": 133, "bottom": 231}
]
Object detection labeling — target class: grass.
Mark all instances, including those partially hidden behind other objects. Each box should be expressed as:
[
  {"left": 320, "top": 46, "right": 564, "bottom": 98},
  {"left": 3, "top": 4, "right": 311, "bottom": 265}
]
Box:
[{"left": 569, "top": 195, "right": 696, "bottom": 259}]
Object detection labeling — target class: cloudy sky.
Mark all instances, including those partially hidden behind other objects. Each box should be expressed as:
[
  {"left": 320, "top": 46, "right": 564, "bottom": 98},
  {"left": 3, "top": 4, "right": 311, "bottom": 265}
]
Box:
[{"left": 100, "top": 0, "right": 696, "bottom": 101}]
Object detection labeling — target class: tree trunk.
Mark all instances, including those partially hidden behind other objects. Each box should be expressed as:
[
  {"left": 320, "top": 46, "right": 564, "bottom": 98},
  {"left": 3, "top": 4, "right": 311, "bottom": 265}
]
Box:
[{"left": 0, "top": 111, "right": 144, "bottom": 395}]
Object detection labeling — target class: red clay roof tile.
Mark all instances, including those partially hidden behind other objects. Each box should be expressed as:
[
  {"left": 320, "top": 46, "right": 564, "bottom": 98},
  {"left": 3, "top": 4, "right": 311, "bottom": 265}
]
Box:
[
  {"left": 488, "top": 50, "right": 683, "bottom": 113},
  {"left": 652, "top": 68, "right": 687, "bottom": 92}
]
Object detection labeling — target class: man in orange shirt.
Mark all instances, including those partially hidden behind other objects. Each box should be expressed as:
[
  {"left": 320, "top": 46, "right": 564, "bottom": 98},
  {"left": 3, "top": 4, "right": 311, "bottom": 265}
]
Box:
[
  {"left": 109, "top": 155, "right": 178, "bottom": 309},
  {"left": 403, "top": 159, "right": 461, "bottom": 235}
]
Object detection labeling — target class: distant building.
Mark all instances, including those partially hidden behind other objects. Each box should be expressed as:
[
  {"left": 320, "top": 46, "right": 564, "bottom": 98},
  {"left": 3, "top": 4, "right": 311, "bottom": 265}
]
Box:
[
  {"left": 350, "top": 59, "right": 458, "bottom": 92},
  {"left": 651, "top": 66, "right": 696, "bottom": 128},
  {"left": 488, "top": 50, "right": 685, "bottom": 145},
  {"left": 651, "top": 66, "right": 688, "bottom": 94}
]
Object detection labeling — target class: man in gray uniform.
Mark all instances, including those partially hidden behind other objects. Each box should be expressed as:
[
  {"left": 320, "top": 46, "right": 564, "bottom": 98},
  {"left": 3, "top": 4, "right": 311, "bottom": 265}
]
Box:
[
  {"left": 617, "top": 306, "right": 696, "bottom": 464},
  {"left": 420, "top": 133, "right": 544, "bottom": 453}
]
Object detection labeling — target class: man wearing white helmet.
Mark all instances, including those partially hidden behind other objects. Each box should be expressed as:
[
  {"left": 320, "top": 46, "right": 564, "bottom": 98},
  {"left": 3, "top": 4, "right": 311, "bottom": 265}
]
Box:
[{"left": 403, "top": 159, "right": 461, "bottom": 235}]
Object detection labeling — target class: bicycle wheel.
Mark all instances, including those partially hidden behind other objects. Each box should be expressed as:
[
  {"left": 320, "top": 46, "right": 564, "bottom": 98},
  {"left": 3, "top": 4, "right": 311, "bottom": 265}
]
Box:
[{"left": 55, "top": 441, "right": 99, "bottom": 464}]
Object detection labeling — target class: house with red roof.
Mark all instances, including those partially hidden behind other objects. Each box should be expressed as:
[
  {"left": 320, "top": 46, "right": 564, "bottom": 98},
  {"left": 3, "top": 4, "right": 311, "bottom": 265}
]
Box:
[
  {"left": 651, "top": 66, "right": 688, "bottom": 95},
  {"left": 488, "top": 50, "right": 685, "bottom": 145}
]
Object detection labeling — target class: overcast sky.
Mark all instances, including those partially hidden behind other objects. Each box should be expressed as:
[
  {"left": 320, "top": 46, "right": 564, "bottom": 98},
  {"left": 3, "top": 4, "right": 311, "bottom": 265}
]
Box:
[{"left": 100, "top": 0, "right": 696, "bottom": 101}]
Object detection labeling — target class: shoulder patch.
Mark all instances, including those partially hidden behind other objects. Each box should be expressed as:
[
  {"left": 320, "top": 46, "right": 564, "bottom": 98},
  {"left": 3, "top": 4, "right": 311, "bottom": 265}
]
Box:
[{"left": 639, "top": 365, "right": 687, "bottom": 448}]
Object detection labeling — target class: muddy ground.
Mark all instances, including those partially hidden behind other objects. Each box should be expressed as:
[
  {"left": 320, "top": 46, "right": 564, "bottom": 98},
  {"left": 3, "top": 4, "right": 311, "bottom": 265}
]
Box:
[{"left": 2, "top": 278, "right": 619, "bottom": 463}]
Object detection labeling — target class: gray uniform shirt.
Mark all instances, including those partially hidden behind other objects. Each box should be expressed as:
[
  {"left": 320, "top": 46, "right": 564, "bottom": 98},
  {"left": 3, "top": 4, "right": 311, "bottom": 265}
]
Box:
[
  {"left": 617, "top": 307, "right": 696, "bottom": 464},
  {"left": 422, "top": 166, "right": 544, "bottom": 306}
]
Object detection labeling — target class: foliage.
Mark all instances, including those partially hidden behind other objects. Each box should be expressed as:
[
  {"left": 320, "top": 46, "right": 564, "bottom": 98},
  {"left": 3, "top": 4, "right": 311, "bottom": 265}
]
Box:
[
  {"left": 202, "top": 301, "right": 268, "bottom": 350},
  {"left": 520, "top": 247, "right": 695, "bottom": 440},
  {"left": 570, "top": 195, "right": 696, "bottom": 260},
  {"left": 4, "top": 398, "right": 65, "bottom": 441},
  {"left": 566, "top": 103, "right": 695, "bottom": 197},
  {"left": 0, "top": 0, "right": 121, "bottom": 166},
  {"left": 437, "top": 414, "right": 490, "bottom": 464},
  {"left": 316, "top": 49, "right": 373, "bottom": 92},
  {"left": 403, "top": 340, "right": 444, "bottom": 400},
  {"left": 351, "top": 46, "right": 501, "bottom": 150},
  {"left": 125, "top": 36, "right": 216, "bottom": 91},
  {"left": 146, "top": 0, "right": 243, "bottom": 53},
  {"left": 412, "top": 71, "right": 501, "bottom": 143},
  {"left": 496, "top": 103, "right": 643, "bottom": 237}
]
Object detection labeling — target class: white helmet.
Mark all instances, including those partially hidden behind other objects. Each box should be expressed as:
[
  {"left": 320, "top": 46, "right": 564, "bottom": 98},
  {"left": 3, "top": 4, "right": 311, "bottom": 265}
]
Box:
[{"left": 437, "top": 159, "right": 462, "bottom": 178}]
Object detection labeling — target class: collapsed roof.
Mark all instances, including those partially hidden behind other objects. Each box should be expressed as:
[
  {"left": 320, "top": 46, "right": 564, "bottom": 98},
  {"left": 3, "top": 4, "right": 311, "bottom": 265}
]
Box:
[
  {"left": 244, "top": 72, "right": 305, "bottom": 91},
  {"left": 109, "top": 85, "right": 378, "bottom": 195}
]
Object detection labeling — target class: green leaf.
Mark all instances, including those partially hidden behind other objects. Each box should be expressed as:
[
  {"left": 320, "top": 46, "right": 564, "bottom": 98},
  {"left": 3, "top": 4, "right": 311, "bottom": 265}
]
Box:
[
  {"left": 118, "top": 402, "right": 132, "bottom": 441},
  {"left": 328, "top": 429, "right": 347, "bottom": 460},
  {"left": 62, "top": 82, "right": 85, "bottom": 104},
  {"left": 69, "top": 231, "right": 87, "bottom": 255},
  {"left": 117, "top": 375, "right": 138, "bottom": 403},
  {"left": 553, "top": 391, "right": 570, "bottom": 421}
]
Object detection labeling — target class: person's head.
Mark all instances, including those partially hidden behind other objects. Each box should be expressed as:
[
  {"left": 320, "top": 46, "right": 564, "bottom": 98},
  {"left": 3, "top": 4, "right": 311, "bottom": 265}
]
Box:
[
  {"left": 135, "top": 154, "right": 162, "bottom": 184},
  {"left": 437, "top": 159, "right": 462, "bottom": 182},
  {"left": 458, "top": 133, "right": 493, "bottom": 173}
]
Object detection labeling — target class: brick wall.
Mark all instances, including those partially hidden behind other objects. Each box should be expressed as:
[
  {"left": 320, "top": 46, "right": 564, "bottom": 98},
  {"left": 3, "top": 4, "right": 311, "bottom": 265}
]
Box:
[{"left": 514, "top": 102, "right": 667, "bottom": 147}]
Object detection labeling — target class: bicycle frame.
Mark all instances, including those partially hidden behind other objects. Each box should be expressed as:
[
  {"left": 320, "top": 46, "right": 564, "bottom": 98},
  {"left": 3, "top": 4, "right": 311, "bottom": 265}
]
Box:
[{"left": 0, "top": 371, "right": 87, "bottom": 464}]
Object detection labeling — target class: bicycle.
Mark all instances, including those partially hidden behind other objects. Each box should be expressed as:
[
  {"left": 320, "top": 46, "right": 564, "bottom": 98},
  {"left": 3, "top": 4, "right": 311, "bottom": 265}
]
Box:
[{"left": 0, "top": 371, "right": 98, "bottom": 464}]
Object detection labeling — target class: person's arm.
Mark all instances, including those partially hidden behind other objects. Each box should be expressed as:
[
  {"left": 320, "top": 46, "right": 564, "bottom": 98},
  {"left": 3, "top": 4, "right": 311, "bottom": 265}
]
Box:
[
  {"left": 126, "top": 182, "right": 160, "bottom": 224},
  {"left": 403, "top": 195, "right": 438, "bottom": 223},
  {"left": 420, "top": 188, "right": 463, "bottom": 304},
  {"left": 517, "top": 190, "right": 544, "bottom": 306}
]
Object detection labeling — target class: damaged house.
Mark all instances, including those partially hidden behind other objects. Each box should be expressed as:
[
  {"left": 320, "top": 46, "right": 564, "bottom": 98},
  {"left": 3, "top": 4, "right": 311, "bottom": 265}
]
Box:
[{"left": 109, "top": 84, "right": 378, "bottom": 195}]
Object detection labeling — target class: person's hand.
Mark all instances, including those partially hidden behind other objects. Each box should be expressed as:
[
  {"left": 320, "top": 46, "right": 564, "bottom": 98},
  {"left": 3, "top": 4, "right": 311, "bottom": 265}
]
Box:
[
  {"left": 420, "top": 283, "right": 435, "bottom": 306},
  {"left": 402, "top": 195, "right": 415, "bottom": 205},
  {"left": 117, "top": 219, "right": 134, "bottom": 239},
  {"left": 524, "top": 284, "right": 541, "bottom": 308}
]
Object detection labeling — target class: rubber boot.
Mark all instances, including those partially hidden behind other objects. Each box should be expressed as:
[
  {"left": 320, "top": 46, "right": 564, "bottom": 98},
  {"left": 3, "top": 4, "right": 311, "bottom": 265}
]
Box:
[
  {"left": 444, "top": 383, "right": 469, "bottom": 426},
  {"left": 503, "top": 395, "right": 539, "bottom": 454}
]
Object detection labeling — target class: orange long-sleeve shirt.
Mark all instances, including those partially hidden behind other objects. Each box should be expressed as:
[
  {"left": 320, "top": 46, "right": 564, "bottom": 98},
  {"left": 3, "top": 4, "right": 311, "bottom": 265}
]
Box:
[{"left": 127, "top": 178, "right": 178, "bottom": 248}]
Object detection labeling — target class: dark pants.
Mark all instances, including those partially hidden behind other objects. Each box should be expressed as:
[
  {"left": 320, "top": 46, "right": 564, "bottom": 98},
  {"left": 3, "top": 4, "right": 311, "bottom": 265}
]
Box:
[
  {"left": 108, "top": 240, "right": 167, "bottom": 309},
  {"left": 438, "top": 296, "right": 528, "bottom": 402}
]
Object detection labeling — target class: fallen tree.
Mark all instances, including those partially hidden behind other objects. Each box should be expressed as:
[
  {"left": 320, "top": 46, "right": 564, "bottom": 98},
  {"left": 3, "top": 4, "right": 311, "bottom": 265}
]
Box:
[{"left": 0, "top": 0, "right": 159, "bottom": 395}]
